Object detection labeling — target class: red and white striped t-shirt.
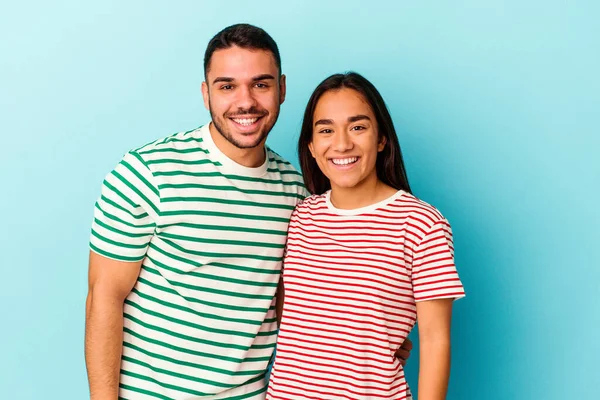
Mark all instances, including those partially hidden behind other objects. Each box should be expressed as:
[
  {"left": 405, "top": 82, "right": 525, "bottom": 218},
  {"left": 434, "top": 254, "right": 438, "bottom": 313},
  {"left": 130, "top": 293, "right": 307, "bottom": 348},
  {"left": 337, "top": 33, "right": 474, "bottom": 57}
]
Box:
[{"left": 267, "top": 190, "right": 465, "bottom": 400}]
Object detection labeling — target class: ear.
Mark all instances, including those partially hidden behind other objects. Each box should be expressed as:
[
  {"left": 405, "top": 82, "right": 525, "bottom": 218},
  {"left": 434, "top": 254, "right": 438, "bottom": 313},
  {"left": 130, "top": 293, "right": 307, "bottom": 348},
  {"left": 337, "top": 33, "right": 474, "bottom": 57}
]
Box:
[
  {"left": 279, "top": 74, "right": 287, "bottom": 104},
  {"left": 308, "top": 141, "right": 316, "bottom": 158},
  {"left": 377, "top": 135, "right": 387, "bottom": 152},
  {"left": 201, "top": 81, "right": 210, "bottom": 111}
]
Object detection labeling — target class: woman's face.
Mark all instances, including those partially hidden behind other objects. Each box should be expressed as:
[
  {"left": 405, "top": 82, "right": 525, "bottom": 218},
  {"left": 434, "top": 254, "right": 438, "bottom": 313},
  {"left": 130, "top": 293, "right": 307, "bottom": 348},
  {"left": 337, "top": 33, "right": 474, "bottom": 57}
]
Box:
[{"left": 308, "top": 88, "right": 386, "bottom": 193}]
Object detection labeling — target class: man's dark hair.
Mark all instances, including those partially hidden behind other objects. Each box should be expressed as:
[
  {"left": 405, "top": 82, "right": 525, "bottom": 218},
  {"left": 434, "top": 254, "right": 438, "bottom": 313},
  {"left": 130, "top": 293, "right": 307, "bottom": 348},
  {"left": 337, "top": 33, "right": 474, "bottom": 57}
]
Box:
[{"left": 204, "top": 23, "right": 281, "bottom": 78}]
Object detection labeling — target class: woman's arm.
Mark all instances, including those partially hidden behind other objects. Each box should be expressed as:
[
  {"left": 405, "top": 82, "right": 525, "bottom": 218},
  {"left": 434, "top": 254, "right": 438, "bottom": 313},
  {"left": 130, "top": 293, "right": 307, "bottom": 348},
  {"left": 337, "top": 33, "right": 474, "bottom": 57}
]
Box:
[{"left": 415, "top": 298, "right": 455, "bottom": 400}]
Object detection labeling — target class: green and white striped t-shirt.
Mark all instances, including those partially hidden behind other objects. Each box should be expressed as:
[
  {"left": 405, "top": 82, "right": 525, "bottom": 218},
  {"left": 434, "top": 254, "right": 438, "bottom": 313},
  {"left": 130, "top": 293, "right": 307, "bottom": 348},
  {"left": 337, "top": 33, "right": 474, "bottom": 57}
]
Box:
[{"left": 90, "top": 123, "right": 308, "bottom": 399}]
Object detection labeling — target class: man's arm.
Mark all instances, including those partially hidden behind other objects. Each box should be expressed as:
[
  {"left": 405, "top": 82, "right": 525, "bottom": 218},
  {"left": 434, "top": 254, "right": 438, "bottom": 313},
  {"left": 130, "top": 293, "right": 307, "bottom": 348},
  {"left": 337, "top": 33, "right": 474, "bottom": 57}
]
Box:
[
  {"left": 415, "top": 298, "right": 454, "bottom": 400},
  {"left": 85, "top": 251, "right": 142, "bottom": 399}
]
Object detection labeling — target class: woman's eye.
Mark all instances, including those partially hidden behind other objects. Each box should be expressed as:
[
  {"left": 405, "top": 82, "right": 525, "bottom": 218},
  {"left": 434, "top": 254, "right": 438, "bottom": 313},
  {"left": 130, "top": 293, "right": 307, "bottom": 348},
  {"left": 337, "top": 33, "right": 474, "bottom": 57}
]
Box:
[
  {"left": 351, "top": 125, "right": 366, "bottom": 131},
  {"left": 318, "top": 129, "right": 333, "bottom": 134}
]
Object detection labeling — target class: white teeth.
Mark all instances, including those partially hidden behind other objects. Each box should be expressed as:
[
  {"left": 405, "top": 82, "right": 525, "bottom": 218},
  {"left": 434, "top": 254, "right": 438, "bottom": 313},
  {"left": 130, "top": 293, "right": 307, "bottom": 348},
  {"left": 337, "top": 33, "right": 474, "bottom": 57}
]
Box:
[
  {"left": 331, "top": 157, "right": 358, "bottom": 165},
  {"left": 232, "top": 118, "right": 258, "bottom": 126}
]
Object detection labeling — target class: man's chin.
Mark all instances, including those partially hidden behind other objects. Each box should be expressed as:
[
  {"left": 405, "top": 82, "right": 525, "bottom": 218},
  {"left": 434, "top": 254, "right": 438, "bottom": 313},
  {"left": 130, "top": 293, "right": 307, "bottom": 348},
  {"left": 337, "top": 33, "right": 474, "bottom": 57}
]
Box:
[
  {"left": 235, "top": 137, "right": 266, "bottom": 149},
  {"left": 227, "top": 131, "right": 267, "bottom": 149}
]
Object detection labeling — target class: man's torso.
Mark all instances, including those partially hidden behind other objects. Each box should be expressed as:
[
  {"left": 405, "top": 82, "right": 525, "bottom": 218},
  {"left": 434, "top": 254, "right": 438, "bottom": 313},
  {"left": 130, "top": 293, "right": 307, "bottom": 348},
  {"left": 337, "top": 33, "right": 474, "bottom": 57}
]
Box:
[{"left": 91, "top": 124, "right": 307, "bottom": 399}]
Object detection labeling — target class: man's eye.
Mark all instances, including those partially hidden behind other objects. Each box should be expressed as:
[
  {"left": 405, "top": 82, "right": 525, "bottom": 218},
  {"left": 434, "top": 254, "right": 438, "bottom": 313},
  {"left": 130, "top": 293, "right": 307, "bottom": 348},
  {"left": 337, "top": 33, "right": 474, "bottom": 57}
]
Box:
[
  {"left": 221, "top": 85, "right": 233, "bottom": 90},
  {"left": 255, "top": 83, "right": 268, "bottom": 88},
  {"left": 351, "top": 125, "right": 366, "bottom": 131},
  {"left": 318, "top": 129, "right": 333, "bottom": 134}
]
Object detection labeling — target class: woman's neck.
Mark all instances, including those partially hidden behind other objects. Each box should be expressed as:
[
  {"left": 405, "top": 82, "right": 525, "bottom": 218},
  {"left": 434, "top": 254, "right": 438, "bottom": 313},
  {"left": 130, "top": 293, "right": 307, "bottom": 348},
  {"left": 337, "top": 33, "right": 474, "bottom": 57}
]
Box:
[{"left": 329, "top": 178, "right": 398, "bottom": 210}]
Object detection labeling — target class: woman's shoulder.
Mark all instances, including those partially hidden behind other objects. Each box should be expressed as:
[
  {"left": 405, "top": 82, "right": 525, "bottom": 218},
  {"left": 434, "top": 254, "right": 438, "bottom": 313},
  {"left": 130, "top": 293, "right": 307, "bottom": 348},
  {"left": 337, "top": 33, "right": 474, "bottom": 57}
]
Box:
[
  {"left": 291, "top": 192, "right": 327, "bottom": 216},
  {"left": 395, "top": 191, "right": 447, "bottom": 226}
]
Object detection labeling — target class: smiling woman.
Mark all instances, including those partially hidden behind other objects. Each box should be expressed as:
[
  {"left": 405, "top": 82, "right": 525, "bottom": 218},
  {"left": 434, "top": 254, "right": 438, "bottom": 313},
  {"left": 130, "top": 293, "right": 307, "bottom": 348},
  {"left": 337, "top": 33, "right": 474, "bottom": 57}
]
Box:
[
  {"left": 298, "top": 73, "right": 411, "bottom": 200},
  {"left": 308, "top": 89, "right": 389, "bottom": 206},
  {"left": 267, "top": 72, "right": 465, "bottom": 400}
]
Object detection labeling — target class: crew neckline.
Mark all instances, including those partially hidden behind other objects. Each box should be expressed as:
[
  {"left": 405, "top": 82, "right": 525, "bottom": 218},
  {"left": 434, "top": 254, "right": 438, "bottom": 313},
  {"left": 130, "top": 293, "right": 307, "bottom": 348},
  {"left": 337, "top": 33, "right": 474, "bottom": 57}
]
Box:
[
  {"left": 198, "top": 123, "right": 269, "bottom": 177},
  {"left": 325, "top": 189, "right": 407, "bottom": 215}
]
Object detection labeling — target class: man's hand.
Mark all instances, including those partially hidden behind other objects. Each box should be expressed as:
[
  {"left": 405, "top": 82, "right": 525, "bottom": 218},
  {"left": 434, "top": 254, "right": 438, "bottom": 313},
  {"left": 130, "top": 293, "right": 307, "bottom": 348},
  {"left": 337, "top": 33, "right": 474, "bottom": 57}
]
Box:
[{"left": 396, "top": 337, "right": 414, "bottom": 366}]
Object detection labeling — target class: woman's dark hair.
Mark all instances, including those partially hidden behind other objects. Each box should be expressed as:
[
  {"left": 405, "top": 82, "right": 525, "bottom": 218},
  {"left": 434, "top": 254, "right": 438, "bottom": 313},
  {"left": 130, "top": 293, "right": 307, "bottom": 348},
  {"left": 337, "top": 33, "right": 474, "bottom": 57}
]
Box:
[
  {"left": 298, "top": 72, "right": 412, "bottom": 195},
  {"left": 204, "top": 23, "right": 281, "bottom": 78}
]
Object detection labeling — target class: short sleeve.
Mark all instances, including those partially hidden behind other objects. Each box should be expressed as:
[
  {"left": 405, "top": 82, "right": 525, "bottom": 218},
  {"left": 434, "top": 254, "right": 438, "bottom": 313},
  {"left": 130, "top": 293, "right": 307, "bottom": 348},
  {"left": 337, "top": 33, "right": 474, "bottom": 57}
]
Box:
[
  {"left": 412, "top": 218, "right": 465, "bottom": 302},
  {"left": 89, "top": 151, "right": 160, "bottom": 262}
]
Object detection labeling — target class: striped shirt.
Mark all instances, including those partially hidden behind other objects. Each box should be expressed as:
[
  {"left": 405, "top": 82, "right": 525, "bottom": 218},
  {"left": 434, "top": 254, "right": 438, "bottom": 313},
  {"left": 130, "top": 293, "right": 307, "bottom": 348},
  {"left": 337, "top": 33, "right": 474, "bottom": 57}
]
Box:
[
  {"left": 267, "top": 190, "right": 465, "bottom": 400},
  {"left": 90, "top": 123, "right": 308, "bottom": 399}
]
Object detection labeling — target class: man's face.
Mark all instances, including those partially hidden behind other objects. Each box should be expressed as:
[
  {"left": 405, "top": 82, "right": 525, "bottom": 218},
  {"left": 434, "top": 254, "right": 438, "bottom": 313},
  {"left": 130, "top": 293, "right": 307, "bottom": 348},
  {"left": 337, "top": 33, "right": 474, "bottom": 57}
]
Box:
[{"left": 202, "top": 46, "right": 286, "bottom": 149}]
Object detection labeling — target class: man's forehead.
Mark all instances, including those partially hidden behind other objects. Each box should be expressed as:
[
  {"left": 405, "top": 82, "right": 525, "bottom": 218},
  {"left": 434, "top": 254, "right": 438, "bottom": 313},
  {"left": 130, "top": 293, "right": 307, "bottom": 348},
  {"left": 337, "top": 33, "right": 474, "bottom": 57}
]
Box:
[{"left": 207, "top": 46, "right": 278, "bottom": 80}]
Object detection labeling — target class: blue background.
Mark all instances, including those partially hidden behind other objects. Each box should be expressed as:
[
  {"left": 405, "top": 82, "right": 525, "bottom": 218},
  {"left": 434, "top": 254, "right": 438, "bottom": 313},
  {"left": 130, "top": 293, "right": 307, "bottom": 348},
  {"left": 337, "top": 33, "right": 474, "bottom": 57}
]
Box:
[{"left": 1, "top": 1, "right": 598, "bottom": 398}]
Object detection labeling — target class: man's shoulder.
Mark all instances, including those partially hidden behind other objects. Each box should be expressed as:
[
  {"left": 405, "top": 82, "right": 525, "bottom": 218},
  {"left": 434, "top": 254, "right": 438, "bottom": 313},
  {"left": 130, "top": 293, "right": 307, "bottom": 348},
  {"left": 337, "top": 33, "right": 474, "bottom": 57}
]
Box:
[
  {"left": 266, "top": 147, "right": 301, "bottom": 175},
  {"left": 131, "top": 125, "right": 206, "bottom": 156},
  {"left": 267, "top": 147, "right": 294, "bottom": 166},
  {"left": 264, "top": 147, "right": 309, "bottom": 200}
]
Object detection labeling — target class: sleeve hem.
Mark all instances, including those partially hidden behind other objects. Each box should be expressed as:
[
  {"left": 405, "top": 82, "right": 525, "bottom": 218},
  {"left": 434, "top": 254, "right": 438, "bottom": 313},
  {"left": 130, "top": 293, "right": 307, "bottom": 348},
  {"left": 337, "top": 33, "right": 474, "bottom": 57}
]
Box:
[
  {"left": 89, "top": 243, "right": 146, "bottom": 263},
  {"left": 415, "top": 293, "right": 466, "bottom": 303}
]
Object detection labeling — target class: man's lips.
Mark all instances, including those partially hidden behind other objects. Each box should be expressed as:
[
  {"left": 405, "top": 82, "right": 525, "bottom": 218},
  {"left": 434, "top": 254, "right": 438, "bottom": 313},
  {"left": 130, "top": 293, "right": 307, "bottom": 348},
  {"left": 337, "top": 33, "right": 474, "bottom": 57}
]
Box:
[
  {"left": 229, "top": 116, "right": 262, "bottom": 126},
  {"left": 227, "top": 115, "right": 266, "bottom": 133}
]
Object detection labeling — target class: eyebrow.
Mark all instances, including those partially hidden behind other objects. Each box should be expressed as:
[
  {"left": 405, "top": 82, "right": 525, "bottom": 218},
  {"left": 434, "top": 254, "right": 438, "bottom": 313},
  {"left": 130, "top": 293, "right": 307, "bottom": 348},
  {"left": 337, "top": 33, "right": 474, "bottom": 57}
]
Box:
[
  {"left": 212, "top": 77, "right": 234, "bottom": 84},
  {"left": 314, "top": 114, "right": 371, "bottom": 126},
  {"left": 212, "top": 74, "right": 276, "bottom": 85},
  {"left": 252, "top": 74, "right": 276, "bottom": 81},
  {"left": 314, "top": 118, "right": 334, "bottom": 126},
  {"left": 348, "top": 114, "right": 371, "bottom": 123}
]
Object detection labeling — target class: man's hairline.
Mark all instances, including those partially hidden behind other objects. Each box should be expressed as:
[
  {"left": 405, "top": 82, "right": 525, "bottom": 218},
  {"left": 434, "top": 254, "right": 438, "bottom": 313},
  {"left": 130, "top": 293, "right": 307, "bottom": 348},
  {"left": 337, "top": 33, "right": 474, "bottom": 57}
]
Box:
[{"left": 204, "top": 45, "right": 282, "bottom": 81}]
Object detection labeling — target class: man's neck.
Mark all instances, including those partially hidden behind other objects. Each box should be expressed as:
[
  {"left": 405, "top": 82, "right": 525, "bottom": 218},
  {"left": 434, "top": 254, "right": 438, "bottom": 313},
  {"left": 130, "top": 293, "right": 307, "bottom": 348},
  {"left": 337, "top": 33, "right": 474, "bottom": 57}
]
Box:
[{"left": 209, "top": 123, "right": 266, "bottom": 168}]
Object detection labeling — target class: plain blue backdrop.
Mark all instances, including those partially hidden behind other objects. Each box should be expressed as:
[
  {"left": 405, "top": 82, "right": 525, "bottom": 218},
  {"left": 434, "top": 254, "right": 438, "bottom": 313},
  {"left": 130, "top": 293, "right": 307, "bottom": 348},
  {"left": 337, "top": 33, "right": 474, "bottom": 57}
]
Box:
[{"left": 1, "top": 1, "right": 598, "bottom": 398}]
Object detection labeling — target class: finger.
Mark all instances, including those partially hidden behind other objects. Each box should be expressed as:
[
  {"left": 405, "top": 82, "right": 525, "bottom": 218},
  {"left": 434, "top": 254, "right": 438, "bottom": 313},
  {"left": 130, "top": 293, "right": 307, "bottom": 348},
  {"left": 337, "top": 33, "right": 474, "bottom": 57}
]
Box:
[
  {"left": 395, "top": 348, "right": 410, "bottom": 361},
  {"left": 401, "top": 338, "right": 414, "bottom": 351}
]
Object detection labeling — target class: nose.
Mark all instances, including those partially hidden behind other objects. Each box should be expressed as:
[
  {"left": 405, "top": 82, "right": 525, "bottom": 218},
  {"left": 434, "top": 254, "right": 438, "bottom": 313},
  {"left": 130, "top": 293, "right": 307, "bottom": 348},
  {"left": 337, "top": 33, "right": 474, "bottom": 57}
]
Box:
[
  {"left": 332, "top": 131, "right": 353, "bottom": 152},
  {"left": 235, "top": 85, "right": 258, "bottom": 111}
]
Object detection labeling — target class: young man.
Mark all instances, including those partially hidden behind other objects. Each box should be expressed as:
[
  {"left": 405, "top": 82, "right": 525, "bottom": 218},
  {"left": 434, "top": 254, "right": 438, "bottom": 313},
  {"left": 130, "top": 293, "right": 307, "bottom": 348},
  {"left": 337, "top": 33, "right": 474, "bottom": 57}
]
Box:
[{"left": 85, "top": 24, "right": 412, "bottom": 399}]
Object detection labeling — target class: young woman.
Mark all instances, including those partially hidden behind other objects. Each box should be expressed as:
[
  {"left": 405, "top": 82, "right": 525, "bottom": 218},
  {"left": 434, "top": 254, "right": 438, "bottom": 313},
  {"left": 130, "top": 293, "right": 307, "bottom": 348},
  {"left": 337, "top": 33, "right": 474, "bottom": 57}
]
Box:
[{"left": 267, "top": 72, "right": 465, "bottom": 400}]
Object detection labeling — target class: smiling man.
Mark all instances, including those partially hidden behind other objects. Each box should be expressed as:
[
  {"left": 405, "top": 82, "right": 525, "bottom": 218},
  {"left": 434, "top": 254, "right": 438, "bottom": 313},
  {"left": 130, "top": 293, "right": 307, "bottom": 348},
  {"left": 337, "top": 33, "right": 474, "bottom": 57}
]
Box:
[{"left": 85, "top": 24, "right": 411, "bottom": 400}]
